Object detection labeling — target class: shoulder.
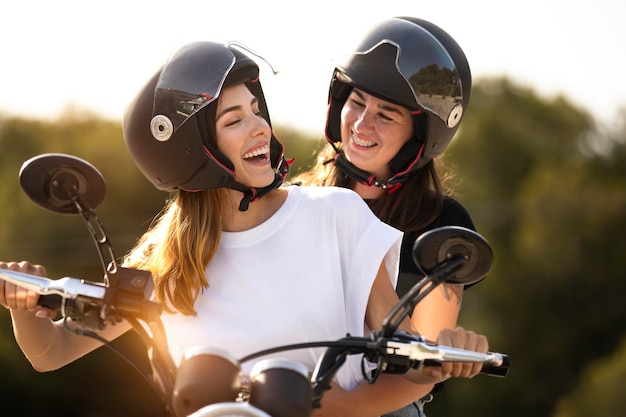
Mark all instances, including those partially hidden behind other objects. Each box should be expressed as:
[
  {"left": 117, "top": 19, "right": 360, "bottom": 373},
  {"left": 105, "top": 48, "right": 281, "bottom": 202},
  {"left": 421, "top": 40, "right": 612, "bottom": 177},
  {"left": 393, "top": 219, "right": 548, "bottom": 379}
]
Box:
[
  {"left": 290, "top": 185, "right": 365, "bottom": 207},
  {"left": 287, "top": 185, "right": 386, "bottom": 231},
  {"left": 438, "top": 196, "right": 475, "bottom": 230},
  {"left": 442, "top": 195, "right": 469, "bottom": 213}
]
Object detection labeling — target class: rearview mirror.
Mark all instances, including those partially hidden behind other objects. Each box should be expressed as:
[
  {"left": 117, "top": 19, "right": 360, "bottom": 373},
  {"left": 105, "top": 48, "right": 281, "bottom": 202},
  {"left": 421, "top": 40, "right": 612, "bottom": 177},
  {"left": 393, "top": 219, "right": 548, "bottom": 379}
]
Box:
[
  {"left": 413, "top": 226, "right": 493, "bottom": 286},
  {"left": 19, "top": 153, "right": 106, "bottom": 215}
]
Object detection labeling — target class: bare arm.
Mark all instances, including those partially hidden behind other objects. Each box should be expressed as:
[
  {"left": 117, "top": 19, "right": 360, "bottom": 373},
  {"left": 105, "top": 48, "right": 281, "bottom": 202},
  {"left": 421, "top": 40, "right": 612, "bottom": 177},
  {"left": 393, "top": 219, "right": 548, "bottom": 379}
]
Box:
[
  {"left": 411, "top": 282, "right": 488, "bottom": 378},
  {"left": 312, "top": 263, "right": 444, "bottom": 416},
  {"left": 411, "top": 281, "right": 463, "bottom": 340},
  {"left": 366, "top": 262, "right": 454, "bottom": 377},
  {"left": 0, "top": 261, "right": 131, "bottom": 372},
  {"left": 313, "top": 263, "right": 488, "bottom": 416}
]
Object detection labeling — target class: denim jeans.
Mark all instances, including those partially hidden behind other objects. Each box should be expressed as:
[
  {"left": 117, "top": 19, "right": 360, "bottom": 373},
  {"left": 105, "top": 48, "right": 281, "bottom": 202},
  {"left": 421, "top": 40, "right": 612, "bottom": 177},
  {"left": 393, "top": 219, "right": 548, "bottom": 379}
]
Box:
[{"left": 381, "top": 395, "right": 430, "bottom": 417}]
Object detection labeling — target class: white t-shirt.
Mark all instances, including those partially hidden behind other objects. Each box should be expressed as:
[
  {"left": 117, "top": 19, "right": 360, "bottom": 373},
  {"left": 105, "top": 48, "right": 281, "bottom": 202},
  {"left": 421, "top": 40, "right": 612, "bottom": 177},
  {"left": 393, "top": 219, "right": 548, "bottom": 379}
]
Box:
[{"left": 160, "top": 185, "right": 402, "bottom": 390}]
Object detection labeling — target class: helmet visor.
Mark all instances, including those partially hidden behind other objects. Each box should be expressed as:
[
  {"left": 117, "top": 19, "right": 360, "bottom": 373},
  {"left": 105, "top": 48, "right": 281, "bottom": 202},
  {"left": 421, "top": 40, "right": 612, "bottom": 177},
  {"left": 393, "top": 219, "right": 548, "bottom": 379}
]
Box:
[
  {"left": 152, "top": 42, "right": 236, "bottom": 138},
  {"left": 338, "top": 18, "right": 463, "bottom": 127}
]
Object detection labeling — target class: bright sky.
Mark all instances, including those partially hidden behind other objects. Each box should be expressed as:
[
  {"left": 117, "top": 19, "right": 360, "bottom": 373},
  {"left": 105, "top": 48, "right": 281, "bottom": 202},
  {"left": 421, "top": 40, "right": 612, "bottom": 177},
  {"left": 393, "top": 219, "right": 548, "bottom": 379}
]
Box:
[{"left": 1, "top": 0, "right": 625, "bottom": 135}]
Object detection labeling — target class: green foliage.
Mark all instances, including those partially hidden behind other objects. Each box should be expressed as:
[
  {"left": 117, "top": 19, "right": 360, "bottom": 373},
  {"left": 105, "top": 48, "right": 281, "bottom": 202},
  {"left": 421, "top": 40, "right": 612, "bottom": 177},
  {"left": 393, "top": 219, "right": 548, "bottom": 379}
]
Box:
[
  {"left": 433, "top": 77, "right": 626, "bottom": 417},
  {"left": 274, "top": 124, "right": 324, "bottom": 180},
  {"left": 553, "top": 336, "right": 626, "bottom": 417},
  {"left": 0, "top": 111, "right": 168, "bottom": 415},
  {"left": 0, "top": 112, "right": 166, "bottom": 279}
]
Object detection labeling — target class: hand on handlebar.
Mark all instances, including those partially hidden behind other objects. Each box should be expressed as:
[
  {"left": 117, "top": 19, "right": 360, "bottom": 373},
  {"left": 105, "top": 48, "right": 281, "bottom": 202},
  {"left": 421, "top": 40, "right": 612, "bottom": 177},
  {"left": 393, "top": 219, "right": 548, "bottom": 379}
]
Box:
[
  {"left": 433, "top": 326, "right": 488, "bottom": 379},
  {"left": 0, "top": 261, "right": 56, "bottom": 319},
  {"left": 407, "top": 326, "right": 489, "bottom": 384}
]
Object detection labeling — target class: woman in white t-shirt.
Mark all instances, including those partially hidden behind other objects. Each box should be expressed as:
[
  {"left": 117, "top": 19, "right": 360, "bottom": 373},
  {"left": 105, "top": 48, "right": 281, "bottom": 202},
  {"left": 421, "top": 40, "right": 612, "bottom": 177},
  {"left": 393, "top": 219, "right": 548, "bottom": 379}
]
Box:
[{"left": 0, "top": 41, "right": 488, "bottom": 417}]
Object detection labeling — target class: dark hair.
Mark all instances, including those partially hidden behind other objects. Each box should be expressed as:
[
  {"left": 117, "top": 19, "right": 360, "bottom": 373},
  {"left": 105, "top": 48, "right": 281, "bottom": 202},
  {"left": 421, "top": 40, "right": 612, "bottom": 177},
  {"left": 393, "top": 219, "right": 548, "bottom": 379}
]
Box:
[
  {"left": 293, "top": 143, "right": 450, "bottom": 233},
  {"left": 367, "top": 161, "right": 444, "bottom": 233}
]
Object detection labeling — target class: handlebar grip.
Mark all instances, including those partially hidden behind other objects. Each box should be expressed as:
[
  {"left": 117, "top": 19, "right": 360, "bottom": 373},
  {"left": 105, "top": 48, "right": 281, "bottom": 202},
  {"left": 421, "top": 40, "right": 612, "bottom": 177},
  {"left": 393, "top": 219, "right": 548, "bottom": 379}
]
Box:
[
  {"left": 423, "top": 353, "right": 510, "bottom": 378},
  {"left": 479, "top": 354, "right": 509, "bottom": 377}
]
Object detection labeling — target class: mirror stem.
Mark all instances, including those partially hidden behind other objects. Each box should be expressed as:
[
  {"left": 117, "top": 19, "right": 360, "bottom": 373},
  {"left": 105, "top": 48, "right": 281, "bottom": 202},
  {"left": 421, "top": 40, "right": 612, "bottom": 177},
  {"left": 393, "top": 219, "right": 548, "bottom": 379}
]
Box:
[{"left": 381, "top": 255, "right": 466, "bottom": 337}]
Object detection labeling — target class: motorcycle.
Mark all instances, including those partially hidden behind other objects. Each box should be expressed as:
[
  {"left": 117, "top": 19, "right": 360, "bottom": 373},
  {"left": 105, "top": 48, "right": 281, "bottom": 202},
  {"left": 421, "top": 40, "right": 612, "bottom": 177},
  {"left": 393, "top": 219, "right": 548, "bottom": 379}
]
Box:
[{"left": 0, "top": 153, "right": 509, "bottom": 417}]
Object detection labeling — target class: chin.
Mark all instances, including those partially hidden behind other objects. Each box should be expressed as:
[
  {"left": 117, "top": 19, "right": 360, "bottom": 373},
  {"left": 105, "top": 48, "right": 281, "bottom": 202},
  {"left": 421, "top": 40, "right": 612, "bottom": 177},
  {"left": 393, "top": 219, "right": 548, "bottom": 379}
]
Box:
[{"left": 243, "top": 175, "right": 276, "bottom": 189}]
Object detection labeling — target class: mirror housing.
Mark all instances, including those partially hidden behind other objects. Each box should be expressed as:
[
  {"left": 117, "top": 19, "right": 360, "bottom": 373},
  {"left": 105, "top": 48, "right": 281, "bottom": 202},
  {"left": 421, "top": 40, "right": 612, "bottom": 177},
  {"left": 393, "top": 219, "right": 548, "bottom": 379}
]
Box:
[{"left": 413, "top": 226, "right": 493, "bottom": 286}]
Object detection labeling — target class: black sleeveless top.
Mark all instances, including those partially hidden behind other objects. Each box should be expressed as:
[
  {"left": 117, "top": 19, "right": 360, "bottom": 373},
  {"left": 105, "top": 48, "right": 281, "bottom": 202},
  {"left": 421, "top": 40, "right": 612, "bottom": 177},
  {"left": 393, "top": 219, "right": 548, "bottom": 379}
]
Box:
[{"left": 394, "top": 196, "right": 475, "bottom": 300}]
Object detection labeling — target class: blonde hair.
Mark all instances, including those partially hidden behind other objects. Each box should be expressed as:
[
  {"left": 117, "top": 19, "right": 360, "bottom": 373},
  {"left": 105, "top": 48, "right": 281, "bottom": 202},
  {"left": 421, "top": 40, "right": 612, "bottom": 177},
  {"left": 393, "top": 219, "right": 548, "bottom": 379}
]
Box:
[
  {"left": 124, "top": 189, "right": 226, "bottom": 316},
  {"left": 292, "top": 142, "right": 340, "bottom": 187}
]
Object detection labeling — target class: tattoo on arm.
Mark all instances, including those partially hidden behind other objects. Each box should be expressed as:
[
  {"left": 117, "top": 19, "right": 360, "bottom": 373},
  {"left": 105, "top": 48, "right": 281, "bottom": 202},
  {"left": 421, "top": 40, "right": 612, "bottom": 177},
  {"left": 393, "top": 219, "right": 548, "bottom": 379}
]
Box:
[{"left": 441, "top": 284, "right": 463, "bottom": 305}]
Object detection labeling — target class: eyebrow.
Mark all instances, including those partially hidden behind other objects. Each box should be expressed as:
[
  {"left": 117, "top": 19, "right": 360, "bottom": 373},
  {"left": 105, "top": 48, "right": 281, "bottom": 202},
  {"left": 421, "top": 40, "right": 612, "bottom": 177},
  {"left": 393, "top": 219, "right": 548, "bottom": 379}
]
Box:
[
  {"left": 216, "top": 96, "right": 260, "bottom": 122},
  {"left": 353, "top": 89, "right": 405, "bottom": 116}
]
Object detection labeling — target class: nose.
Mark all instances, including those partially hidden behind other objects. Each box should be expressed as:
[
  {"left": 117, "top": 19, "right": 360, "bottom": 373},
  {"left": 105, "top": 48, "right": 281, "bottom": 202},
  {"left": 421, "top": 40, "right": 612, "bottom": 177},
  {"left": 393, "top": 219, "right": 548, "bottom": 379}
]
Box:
[
  {"left": 353, "top": 109, "right": 375, "bottom": 133},
  {"left": 251, "top": 114, "right": 271, "bottom": 138}
]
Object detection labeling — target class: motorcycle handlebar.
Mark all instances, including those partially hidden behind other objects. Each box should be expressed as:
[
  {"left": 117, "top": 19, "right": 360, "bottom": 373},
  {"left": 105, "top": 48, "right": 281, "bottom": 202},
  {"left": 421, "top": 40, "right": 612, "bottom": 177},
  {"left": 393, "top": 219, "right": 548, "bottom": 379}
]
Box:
[
  {"left": 421, "top": 347, "right": 509, "bottom": 377},
  {"left": 0, "top": 269, "right": 106, "bottom": 300},
  {"left": 0, "top": 268, "right": 509, "bottom": 378},
  {"left": 382, "top": 334, "right": 509, "bottom": 378},
  {"left": 0, "top": 266, "right": 510, "bottom": 417},
  {"left": 0, "top": 267, "right": 161, "bottom": 329}
]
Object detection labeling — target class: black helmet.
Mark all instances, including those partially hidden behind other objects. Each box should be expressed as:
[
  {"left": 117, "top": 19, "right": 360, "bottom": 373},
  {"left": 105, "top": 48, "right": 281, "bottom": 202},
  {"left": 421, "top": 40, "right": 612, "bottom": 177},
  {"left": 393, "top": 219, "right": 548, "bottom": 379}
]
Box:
[
  {"left": 325, "top": 17, "right": 471, "bottom": 190},
  {"left": 123, "top": 41, "right": 289, "bottom": 210}
]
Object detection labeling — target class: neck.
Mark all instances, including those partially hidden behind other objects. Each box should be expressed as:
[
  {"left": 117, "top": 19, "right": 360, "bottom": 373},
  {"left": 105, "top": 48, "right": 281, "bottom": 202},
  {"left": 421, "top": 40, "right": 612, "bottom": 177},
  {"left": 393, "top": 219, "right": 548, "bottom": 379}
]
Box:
[
  {"left": 222, "top": 187, "right": 288, "bottom": 232},
  {"left": 354, "top": 182, "right": 385, "bottom": 199}
]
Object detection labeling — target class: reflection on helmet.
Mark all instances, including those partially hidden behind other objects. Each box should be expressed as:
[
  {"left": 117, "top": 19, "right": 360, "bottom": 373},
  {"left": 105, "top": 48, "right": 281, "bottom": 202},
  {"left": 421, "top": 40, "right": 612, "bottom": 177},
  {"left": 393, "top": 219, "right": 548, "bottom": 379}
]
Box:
[
  {"left": 326, "top": 17, "right": 471, "bottom": 181},
  {"left": 123, "top": 41, "right": 288, "bottom": 208},
  {"left": 150, "top": 42, "right": 237, "bottom": 142}
]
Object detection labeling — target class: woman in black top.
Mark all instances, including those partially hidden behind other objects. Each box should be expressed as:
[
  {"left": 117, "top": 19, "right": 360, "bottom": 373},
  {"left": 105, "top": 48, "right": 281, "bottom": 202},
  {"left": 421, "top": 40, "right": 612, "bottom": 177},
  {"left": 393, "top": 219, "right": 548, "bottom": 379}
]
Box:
[{"left": 294, "top": 16, "right": 479, "bottom": 416}]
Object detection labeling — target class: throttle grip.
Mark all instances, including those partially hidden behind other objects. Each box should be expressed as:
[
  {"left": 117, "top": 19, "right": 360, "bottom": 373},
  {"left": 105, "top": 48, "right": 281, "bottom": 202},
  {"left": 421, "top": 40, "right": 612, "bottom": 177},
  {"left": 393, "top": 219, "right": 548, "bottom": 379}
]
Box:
[
  {"left": 479, "top": 353, "right": 509, "bottom": 377},
  {"left": 423, "top": 353, "right": 509, "bottom": 378}
]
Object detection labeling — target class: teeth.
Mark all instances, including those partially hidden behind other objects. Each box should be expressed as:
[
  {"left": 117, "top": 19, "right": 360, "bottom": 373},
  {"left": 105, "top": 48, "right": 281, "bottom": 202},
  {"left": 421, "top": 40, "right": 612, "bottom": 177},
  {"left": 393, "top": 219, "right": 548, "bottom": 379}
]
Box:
[
  {"left": 352, "top": 134, "right": 375, "bottom": 147},
  {"left": 243, "top": 145, "right": 269, "bottom": 159}
]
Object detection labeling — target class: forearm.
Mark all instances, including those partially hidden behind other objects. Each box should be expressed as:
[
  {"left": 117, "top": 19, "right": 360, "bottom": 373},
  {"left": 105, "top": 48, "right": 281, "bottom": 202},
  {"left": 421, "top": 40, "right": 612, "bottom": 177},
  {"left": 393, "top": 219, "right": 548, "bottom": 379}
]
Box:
[
  {"left": 2, "top": 261, "right": 130, "bottom": 371},
  {"left": 10, "top": 309, "right": 124, "bottom": 372},
  {"left": 11, "top": 309, "right": 70, "bottom": 371}
]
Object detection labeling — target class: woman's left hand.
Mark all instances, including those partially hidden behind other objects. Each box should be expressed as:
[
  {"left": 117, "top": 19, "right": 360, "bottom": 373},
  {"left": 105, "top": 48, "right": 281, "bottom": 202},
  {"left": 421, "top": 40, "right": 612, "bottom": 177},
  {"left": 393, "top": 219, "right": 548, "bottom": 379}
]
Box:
[
  {"left": 422, "top": 326, "right": 488, "bottom": 380},
  {"left": 405, "top": 326, "right": 489, "bottom": 383}
]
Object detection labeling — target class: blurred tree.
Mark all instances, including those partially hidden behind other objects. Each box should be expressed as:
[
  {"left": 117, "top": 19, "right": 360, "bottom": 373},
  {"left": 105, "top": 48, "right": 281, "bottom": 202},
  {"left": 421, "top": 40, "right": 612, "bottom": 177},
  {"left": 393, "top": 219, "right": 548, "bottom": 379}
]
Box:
[
  {"left": 274, "top": 124, "right": 324, "bottom": 181},
  {"left": 552, "top": 336, "right": 626, "bottom": 417},
  {"left": 0, "top": 111, "right": 169, "bottom": 416},
  {"left": 430, "top": 78, "right": 626, "bottom": 417}
]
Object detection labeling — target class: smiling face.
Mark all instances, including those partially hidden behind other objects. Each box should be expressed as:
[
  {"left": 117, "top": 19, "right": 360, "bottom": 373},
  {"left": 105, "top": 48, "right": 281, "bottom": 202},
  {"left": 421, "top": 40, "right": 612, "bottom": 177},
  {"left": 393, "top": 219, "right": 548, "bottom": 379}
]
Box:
[
  {"left": 214, "top": 83, "right": 275, "bottom": 189},
  {"left": 340, "top": 88, "right": 414, "bottom": 180}
]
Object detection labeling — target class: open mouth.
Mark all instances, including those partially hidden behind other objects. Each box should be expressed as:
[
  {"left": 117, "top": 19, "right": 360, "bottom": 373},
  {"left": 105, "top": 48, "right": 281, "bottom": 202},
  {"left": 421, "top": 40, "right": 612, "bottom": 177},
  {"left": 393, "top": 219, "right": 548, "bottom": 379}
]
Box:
[
  {"left": 351, "top": 133, "right": 376, "bottom": 148},
  {"left": 243, "top": 144, "right": 270, "bottom": 162}
]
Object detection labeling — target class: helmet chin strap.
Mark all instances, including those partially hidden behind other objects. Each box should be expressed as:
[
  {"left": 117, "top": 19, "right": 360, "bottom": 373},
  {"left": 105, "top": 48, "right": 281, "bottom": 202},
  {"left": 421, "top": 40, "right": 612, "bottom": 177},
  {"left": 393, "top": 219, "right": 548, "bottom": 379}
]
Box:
[
  {"left": 333, "top": 153, "right": 406, "bottom": 194},
  {"left": 329, "top": 135, "right": 424, "bottom": 194},
  {"left": 232, "top": 173, "right": 283, "bottom": 211},
  {"left": 229, "top": 156, "right": 291, "bottom": 211}
]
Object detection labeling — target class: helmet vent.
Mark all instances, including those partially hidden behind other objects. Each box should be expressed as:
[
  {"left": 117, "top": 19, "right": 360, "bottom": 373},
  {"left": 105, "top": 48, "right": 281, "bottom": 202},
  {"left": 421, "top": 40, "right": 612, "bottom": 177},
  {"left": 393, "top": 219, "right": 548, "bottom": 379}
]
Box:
[
  {"left": 447, "top": 104, "right": 463, "bottom": 128},
  {"left": 150, "top": 115, "right": 174, "bottom": 141}
]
